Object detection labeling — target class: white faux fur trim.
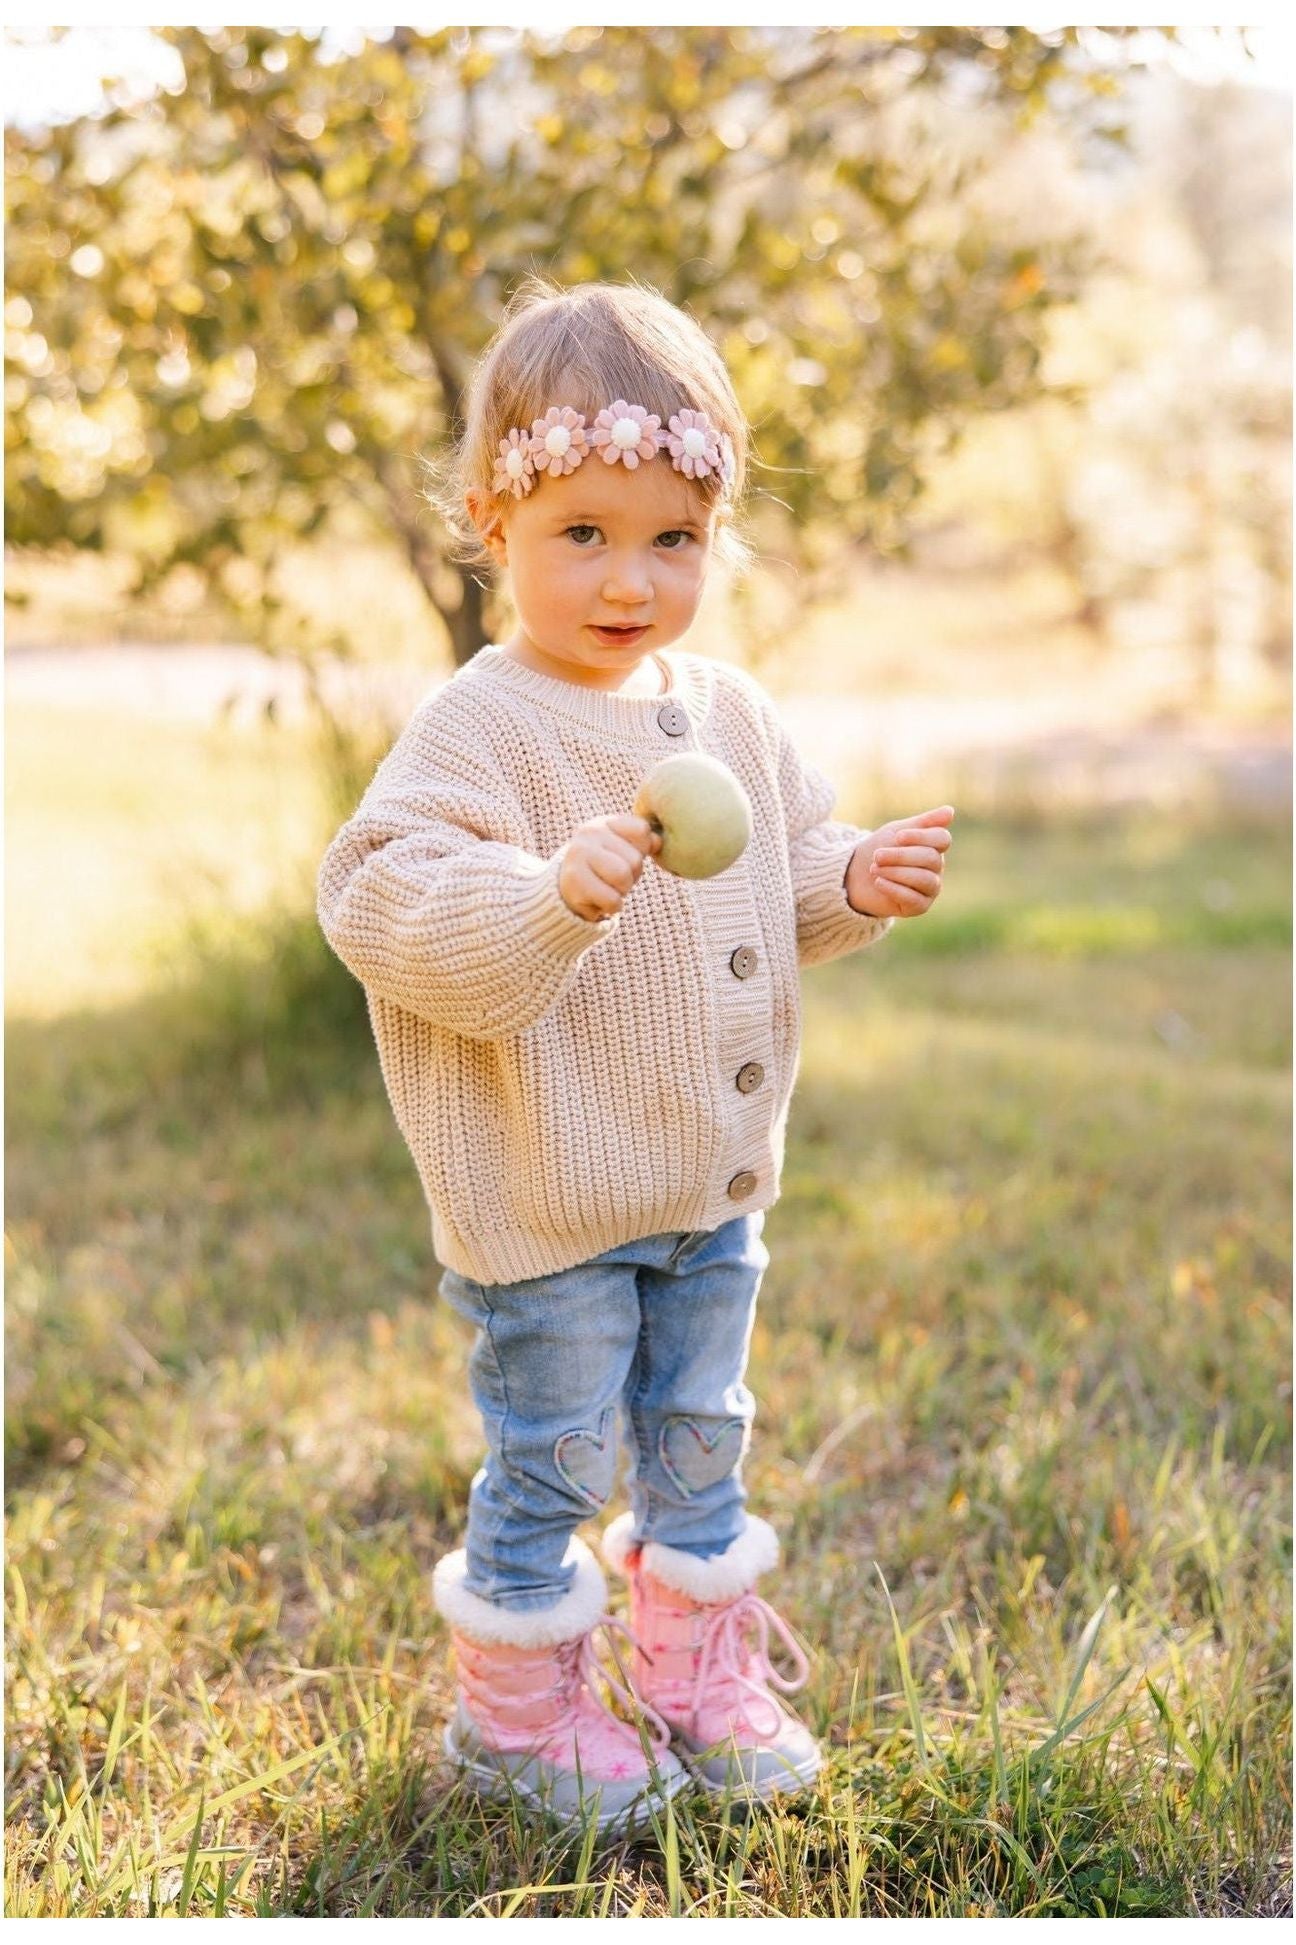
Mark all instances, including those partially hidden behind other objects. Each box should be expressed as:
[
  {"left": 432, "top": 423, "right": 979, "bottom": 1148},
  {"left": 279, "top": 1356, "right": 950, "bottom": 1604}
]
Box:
[
  {"left": 430, "top": 1536, "right": 607, "bottom": 1647},
  {"left": 600, "top": 1512, "right": 780, "bottom": 1601},
  {"left": 601, "top": 1511, "right": 639, "bottom": 1579}
]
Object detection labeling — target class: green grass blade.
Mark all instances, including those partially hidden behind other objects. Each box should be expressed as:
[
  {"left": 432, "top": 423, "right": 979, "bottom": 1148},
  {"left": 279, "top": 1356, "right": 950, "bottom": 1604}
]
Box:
[
  {"left": 176, "top": 1790, "right": 206, "bottom": 1914},
  {"left": 100, "top": 1680, "right": 129, "bottom": 1792},
  {"left": 1057, "top": 1583, "right": 1117, "bottom": 1731},
  {"left": 875, "top": 1562, "right": 928, "bottom": 1767}
]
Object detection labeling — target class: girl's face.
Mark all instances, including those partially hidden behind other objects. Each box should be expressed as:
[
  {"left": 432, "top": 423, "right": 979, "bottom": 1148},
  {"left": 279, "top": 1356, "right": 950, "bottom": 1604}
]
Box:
[{"left": 468, "top": 453, "right": 716, "bottom": 689}]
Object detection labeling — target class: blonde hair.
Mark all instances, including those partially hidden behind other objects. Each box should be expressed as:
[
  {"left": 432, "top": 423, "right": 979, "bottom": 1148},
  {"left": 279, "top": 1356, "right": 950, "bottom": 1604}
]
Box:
[{"left": 424, "top": 275, "right": 754, "bottom": 577}]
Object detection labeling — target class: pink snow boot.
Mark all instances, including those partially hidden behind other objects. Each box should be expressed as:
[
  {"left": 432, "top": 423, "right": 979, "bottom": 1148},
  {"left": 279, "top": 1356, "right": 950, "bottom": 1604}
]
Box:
[
  {"left": 602, "top": 1515, "right": 821, "bottom": 1801},
  {"left": 432, "top": 1537, "right": 688, "bottom": 1837}
]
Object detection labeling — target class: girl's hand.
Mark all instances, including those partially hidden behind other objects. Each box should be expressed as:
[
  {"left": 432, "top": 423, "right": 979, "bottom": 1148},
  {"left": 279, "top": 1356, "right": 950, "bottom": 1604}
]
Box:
[
  {"left": 558, "top": 814, "right": 663, "bottom": 923},
  {"left": 845, "top": 805, "right": 954, "bottom": 919}
]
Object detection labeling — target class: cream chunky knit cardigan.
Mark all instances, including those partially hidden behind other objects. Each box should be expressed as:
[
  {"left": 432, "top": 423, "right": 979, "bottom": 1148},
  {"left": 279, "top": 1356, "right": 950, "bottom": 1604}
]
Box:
[{"left": 316, "top": 644, "right": 892, "bottom": 1286}]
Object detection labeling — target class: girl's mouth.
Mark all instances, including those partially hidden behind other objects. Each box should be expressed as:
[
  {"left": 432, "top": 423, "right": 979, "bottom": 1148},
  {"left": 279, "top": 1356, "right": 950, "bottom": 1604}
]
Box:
[{"left": 590, "top": 624, "right": 649, "bottom": 647}]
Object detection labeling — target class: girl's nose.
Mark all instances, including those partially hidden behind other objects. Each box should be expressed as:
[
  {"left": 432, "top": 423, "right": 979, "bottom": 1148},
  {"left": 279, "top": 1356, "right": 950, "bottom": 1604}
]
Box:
[{"left": 601, "top": 558, "right": 653, "bottom": 603}]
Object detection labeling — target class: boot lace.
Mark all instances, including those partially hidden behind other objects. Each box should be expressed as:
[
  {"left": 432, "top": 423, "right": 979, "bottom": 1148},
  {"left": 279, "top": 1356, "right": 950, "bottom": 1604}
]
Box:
[
  {"left": 507, "top": 1614, "right": 673, "bottom": 1757},
  {"left": 689, "top": 1591, "right": 811, "bottom": 1741}
]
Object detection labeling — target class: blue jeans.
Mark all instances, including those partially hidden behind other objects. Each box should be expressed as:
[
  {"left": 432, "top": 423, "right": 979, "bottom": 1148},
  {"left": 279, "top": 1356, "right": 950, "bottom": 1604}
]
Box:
[{"left": 438, "top": 1212, "right": 770, "bottom": 1613}]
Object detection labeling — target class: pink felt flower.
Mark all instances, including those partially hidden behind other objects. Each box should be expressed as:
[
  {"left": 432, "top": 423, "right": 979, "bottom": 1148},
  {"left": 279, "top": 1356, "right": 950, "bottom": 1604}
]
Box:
[
  {"left": 664, "top": 408, "right": 722, "bottom": 481},
  {"left": 493, "top": 427, "right": 536, "bottom": 499},
  {"left": 528, "top": 404, "right": 589, "bottom": 476},
  {"left": 590, "top": 399, "right": 663, "bottom": 469}
]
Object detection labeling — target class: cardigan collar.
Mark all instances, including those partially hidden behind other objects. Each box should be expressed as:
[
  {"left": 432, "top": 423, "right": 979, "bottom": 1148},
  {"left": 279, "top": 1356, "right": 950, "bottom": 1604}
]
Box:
[{"left": 469, "top": 642, "right": 713, "bottom": 743}]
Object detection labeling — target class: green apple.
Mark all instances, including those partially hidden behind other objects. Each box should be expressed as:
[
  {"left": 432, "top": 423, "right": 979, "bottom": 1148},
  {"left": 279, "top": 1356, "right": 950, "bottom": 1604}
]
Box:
[{"left": 633, "top": 752, "right": 752, "bottom": 879}]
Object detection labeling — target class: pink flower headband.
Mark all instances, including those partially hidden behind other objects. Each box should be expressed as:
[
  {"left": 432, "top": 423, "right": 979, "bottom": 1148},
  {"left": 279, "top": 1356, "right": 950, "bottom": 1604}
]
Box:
[{"left": 492, "top": 398, "right": 737, "bottom": 501}]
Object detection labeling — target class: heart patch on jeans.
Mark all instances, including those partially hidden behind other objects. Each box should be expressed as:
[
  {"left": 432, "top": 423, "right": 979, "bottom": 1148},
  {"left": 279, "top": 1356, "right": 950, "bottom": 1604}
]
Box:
[
  {"left": 553, "top": 1407, "right": 617, "bottom": 1509},
  {"left": 658, "top": 1414, "right": 747, "bottom": 1499}
]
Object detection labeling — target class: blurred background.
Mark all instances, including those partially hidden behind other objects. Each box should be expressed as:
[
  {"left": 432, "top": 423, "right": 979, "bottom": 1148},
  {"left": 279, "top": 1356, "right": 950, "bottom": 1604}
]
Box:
[
  {"left": 5, "top": 26, "right": 1292, "bottom": 1918},
  {"left": 4, "top": 25, "right": 1290, "bottom": 1017}
]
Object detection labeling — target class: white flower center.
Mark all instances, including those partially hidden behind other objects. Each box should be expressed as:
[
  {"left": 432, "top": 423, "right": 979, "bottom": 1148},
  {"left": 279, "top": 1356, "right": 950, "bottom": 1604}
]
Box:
[
  {"left": 682, "top": 427, "right": 707, "bottom": 458},
  {"left": 611, "top": 416, "right": 640, "bottom": 450},
  {"left": 505, "top": 448, "right": 525, "bottom": 478},
  {"left": 544, "top": 425, "right": 571, "bottom": 457}
]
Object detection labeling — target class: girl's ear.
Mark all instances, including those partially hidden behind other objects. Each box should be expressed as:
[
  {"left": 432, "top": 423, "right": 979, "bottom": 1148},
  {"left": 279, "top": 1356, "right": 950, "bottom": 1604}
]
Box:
[{"left": 465, "top": 487, "right": 508, "bottom": 566}]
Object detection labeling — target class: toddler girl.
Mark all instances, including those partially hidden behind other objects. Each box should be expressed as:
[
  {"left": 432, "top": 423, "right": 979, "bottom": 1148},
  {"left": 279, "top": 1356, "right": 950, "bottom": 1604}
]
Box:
[{"left": 317, "top": 277, "right": 952, "bottom": 1837}]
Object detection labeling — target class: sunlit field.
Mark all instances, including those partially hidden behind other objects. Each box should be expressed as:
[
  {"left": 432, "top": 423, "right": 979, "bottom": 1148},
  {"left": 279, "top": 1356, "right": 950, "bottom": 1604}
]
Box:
[
  {"left": 5, "top": 667, "right": 1290, "bottom": 1915},
  {"left": 5, "top": 12, "right": 1291, "bottom": 1919}
]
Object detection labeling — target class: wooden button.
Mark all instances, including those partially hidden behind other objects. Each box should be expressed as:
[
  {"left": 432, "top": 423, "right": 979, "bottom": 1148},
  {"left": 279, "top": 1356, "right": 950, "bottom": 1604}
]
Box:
[
  {"left": 735, "top": 1062, "right": 764, "bottom": 1094},
  {"left": 730, "top": 945, "right": 757, "bottom": 979},
  {"left": 727, "top": 1170, "right": 757, "bottom": 1199}
]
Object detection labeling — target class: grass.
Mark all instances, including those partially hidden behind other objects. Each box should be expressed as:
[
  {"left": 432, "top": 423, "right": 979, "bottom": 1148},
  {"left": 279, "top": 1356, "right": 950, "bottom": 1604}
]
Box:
[{"left": 4, "top": 700, "right": 1291, "bottom": 1916}]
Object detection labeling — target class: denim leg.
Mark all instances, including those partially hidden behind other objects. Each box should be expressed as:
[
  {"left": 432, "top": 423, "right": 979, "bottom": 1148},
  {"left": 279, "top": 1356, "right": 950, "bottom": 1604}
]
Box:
[
  {"left": 620, "top": 1212, "right": 769, "bottom": 1559},
  {"left": 440, "top": 1254, "right": 641, "bottom": 1612}
]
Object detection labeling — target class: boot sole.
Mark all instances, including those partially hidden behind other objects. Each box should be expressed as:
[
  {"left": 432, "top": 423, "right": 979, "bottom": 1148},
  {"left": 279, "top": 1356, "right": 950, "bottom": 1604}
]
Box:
[
  {"left": 442, "top": 1723, "right": 691, "bottom": 1841},
  {"left": 673, "top": 1737, "right": 822, "bottom": 1805}
]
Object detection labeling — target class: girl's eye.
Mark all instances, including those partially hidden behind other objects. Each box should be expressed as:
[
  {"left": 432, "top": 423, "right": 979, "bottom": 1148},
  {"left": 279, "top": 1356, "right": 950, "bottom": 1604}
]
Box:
[{"left": 562, "top": 526, "right": 694, "bottom": 549}]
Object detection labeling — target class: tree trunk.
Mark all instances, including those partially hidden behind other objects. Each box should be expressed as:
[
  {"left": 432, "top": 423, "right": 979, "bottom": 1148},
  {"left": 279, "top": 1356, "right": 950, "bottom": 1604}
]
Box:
[
  {"left": 377, "top": 458, "right": 493, "bottom": 666},
  {"left": 446, "top": 570, "right": 488, "bottom": 666}
]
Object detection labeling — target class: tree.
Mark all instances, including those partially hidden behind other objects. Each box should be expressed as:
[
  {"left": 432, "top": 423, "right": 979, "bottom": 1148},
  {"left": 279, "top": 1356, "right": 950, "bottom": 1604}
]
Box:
[{"left": 6, "top": 25, "right": 1160, "bottom": 667}]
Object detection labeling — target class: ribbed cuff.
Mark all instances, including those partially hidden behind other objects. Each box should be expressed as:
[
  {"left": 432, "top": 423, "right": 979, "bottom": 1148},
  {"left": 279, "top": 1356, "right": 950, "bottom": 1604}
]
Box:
[
  {"left": 514, "top": 850, "right": 622, "bottom": 961},
  {"left": 797, "top": 831, "right": 894, "bottom": 961}
]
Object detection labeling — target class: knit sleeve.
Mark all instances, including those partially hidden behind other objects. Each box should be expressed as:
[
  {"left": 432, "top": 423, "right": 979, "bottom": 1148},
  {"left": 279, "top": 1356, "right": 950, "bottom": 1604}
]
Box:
[
  {"left": 316, "top": 713, "right": 620, "bottom": 1040},
  {"left": 772, "top": 713, "right": 894, "bottom": 970}
]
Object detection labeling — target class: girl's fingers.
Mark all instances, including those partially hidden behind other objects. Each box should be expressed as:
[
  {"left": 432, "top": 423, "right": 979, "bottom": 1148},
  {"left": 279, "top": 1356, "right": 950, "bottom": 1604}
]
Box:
[
  {"left": 876, "top": 880, "right": 931, "bottom": 912},
  {"left": 872, "top": 865, "right": 942, "bottom": 895},
  {"left": 895, "top": 805, "right": 955, "bottom": 828},
  {"left": 892, "top": 830, "right": 952, "bottom": 851},
  {"left": 873, "top": 842, "right": 947, "bottom": 866}
]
